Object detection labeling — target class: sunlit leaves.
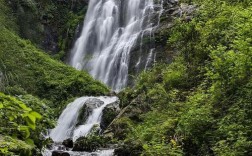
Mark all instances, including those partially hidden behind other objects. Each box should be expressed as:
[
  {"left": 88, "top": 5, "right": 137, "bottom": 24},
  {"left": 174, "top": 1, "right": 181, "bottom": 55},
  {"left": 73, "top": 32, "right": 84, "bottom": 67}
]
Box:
[{"left": 0, "top": 93, "right": 42, "bottom": 138}]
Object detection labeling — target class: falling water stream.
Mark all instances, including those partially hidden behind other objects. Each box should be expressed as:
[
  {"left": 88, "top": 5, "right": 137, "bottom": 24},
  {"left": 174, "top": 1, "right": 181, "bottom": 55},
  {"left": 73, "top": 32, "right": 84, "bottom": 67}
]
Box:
[
  {"left": 44, "top": 0, "right": 163, "bottom": 155},
  {"left": 70, "top": 0, "right": 163, "bottom": 91},
  {"left": 43, "top": 97, "right": 118, "bottom": 156}
]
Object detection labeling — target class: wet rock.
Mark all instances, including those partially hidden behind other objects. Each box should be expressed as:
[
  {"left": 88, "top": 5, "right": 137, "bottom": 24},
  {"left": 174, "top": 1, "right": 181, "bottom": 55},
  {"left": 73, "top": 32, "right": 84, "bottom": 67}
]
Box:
[
  {"left": 72, "top": 135, "right": 106, "bottom": 152},
  {"left": 180, "top": 3, "right": 197, "bottom": 15},
  {"left": 101, "top": 98, "right": 120, "bottom": 131},
  {"left": 183, "top": 16, "right": 193, "bottom": 22},
  {"left": 85, "top": 98, "right": 104, "bottom": 109},
  {"left": 89, "top": 124, "right": 101, "bottom": 135},
  {"left": 106, "top": 91, "right": 117, "bottom": 96},
  {"left": 76, "top": 98, "right": 104, "bottom": 126},
  {"left": 104, "top": 95, "right": 150, "bottom": 139},
  {"left": 62, "top": 138, "right": 73, "bottom": 148},
  {"left": 52, "top": 151, "right": 70, "bottom": 156}
]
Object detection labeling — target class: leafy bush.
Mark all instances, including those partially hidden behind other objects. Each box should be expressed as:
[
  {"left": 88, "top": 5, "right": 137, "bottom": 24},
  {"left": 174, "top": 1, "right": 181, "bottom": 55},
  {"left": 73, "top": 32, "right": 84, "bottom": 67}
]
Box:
[
  {"left": 113, "top": 0, "right": 252, "bottom": 155},
  {"left": 0, "top": 93, "right": 41, "bottom": 155}
]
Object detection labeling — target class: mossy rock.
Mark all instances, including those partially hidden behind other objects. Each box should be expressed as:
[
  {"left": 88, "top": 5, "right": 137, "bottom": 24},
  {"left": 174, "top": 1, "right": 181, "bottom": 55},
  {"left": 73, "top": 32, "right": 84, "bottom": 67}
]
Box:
[
  {"left": 114, "top": 140, "right": 143, "bottom": 156},
  {"left": 76, "top": 104, "right": 89, "bottom": 126},
  {"left": 100, "top": 99, "right": 120, "bottom": 130},
  {"left": 101, "top": 107, "right": 118, "bottom": 130},
  {"left": 72, "top": 135, "right": 107, "bottom": 152},
  {"left": 0, "top": 27, "right": 109, "bottom": 107},
  {"left": 108, "top": 117, "right": 133, "bottom": 140}
]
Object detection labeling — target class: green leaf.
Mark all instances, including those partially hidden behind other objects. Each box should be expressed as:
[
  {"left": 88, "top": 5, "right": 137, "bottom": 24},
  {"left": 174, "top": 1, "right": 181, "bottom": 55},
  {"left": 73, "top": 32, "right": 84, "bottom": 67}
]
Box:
[
  {"left": 18, "top": 103, "right": 32, "bottom": 111},
  {"left": 25, "top": 138, "right": 34, "bottom": 146},
  {"left": 0, "top": 147, "right": 8, "bottom": 154},
  {"left": 30, "top": 111, "right": 42, "bottom": 120},
  {"left": 18, "top": 125, "right": 30, "bottom": 138},
  {"left": 25, "top": 116, "right": 36, "bottom": 130}
]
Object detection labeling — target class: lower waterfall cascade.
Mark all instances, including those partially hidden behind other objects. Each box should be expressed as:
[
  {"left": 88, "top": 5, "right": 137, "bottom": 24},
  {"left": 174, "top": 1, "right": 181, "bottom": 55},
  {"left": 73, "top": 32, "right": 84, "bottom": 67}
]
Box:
[
  {"left": 42, "top": 96, "right": 119, "bottom": 156},
  {"left": 70, "top": 0, "right": 164, "bottom": 91}
]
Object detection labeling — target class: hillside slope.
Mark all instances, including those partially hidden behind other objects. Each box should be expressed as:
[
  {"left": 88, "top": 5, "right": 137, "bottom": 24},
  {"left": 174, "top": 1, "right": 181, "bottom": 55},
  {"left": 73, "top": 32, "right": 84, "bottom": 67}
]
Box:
[
  {"left": 0, "top": 0, "right": 108, "bottom": 154},
  {"left": 108, "top": 0, "right": 252, "bottom": 155}
]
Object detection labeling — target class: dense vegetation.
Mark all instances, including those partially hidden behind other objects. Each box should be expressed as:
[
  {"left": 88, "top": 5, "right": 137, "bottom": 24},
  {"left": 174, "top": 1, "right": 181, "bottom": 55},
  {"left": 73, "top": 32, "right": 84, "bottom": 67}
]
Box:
[
  {"left": 0, "top": 0, "right": 108, "bottom": 155},
  {"left": 112, "top": 0, "right": 252, "bottom": 155},
  {"left": 1, "top": 0, "right": 252, "bottom": 155}
]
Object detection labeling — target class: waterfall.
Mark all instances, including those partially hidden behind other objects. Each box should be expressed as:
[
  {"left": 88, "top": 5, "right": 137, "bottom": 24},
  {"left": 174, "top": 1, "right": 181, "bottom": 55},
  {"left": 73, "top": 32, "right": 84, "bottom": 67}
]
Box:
[
  {"left": 43, "top": 96, "right": 118, "bottom": 156},
  {"left": 70, "top": 0, "right": 163, "bottom": 91},
  {"left": 50, "top": 96, "right": 118, "bottom": 143}
]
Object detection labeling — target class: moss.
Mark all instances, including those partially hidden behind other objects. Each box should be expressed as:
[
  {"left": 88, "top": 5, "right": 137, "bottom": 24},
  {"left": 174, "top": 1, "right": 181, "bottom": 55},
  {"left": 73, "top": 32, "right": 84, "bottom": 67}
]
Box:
[
  {"left": 100, "top": 107, "right": 118, "bottom": 130},
  {"left": 76, "top": 104, "right": 89, "bottom": 126},
  {"left": 72, "top": 135, "right": 108, "bottom": 152},
  {"left": 110, "top": 117, "right": 134, "bottom": 140},
  {"left": 0, "top": 27, "right": 109, "bottom": 107},
  {"left": 114, "top": 140, "right": 143, "bottom": 156},
  {"left": 111, "top": 1, "right": 252, "bottom": 155},
  {"left": 0, "top": 1, "right": 109, "bottom": 154}
]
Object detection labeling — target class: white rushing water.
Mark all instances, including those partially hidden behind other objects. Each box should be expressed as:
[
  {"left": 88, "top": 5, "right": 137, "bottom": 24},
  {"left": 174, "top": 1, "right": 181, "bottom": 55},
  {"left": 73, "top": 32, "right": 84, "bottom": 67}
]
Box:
[
  {"left": 50, "top": 96, "right": 118, "bottom": 143},
  {"left": 44, "top": 96, "right": 118, "bottom": 156},
  {"left": 70, "top": 0, "right": 163, "bottom": 91},
  {"left": 43, "top": 149, "right": 115, "bottom": 156}
]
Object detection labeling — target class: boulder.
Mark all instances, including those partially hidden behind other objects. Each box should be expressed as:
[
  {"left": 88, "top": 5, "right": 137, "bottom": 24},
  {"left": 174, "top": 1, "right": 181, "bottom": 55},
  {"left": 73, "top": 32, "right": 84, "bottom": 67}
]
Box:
[
  {"left": 101, "top": 98, "right": 120, "bottom": 130},
  {"left": 89, "top": 124, "right": 102, "bottom": 135},
  {"left": 52, "top": 151, "right": 70, "bottom": 156},
  {"left": 114, "top": 141, "right": 143, "bottom": 156},
  {"left": 85, "top": 98, "right": 104, "bottom": 109},
  {"left": 76, "top": 98, "right": 104, "bottom": 126},
  {"left": 72, "top": 135, "right": 106, "bottom": 152},
  {"left": 62, "top": 138, "right": 73, "bottom": 148},
  {"left": 180, "top": 3, "right": 197, "bottom": 15}
]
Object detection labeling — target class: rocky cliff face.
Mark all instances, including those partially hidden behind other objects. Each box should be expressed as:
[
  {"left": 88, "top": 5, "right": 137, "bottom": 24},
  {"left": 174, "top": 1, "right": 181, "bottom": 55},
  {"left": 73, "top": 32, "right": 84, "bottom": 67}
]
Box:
[
  {"left": 7, "top": 0, "right": 88, "bottom": 58},
  {"left": 127, "top": 0, "right": 197, "bottom": 86}
]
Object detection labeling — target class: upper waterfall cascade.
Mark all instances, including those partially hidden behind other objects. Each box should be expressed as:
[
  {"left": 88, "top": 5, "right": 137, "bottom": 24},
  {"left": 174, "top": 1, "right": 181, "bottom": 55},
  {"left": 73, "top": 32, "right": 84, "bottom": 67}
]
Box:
[{"left": 70, "top": 0, "right": 163, "bottom": 91}]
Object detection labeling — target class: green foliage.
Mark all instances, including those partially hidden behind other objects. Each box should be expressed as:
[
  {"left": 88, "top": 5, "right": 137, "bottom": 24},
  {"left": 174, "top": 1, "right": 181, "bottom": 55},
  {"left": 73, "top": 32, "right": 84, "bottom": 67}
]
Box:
[
  {"left": 0, "top": 0, "right": 108, "bottom": 154},
  {"left": 0, "top": 93, "right": 41, "bottom": 138},
  {"left": 0, "top": 93, "right": 41, "bottom": 155},
  {"left": 115, "top": 0, "right": 252, "bottom": 155},
  {"left": 0, "top": 135, "right": 33, "bottom": 156},
  {"left": 8, "top": 0, "right": 88, "bottom": 58},
  {"left": 16, "top": 94, "right": 55, "bottom": 150},
  {"left": 0, "top": 26, "right": 108, "bottom": 107}
]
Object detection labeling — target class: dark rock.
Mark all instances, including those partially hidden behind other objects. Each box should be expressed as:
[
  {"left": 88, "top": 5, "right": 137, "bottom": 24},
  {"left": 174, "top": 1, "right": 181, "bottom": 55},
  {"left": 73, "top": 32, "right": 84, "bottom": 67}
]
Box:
[
  {"left": 107, "top": 91, "right": 117, "bottom": 96},
  {"left": 62, "top": 138, "right": 73, "bottom": 148},
  {"left": 72, "top": 135, "right": 106, "bottom": 152},
  {"left": 183, "top": 16, "right": 193, "bottom": 22},
  {"left": 114, "top": 141, "right": 143, "bottom": 156},
  {"left": 44, "top": 137, "right": 54, "bottom": 149},
  {"left": 104, "top": 95, "right": 150, "bottom": 139},
  {"left": 100, "top": 107, "right": 118, "bottom": 131},
  {"left": 89, "top": 124, "right": 101, "bottom": 135},
  {"left": 52, "top": 151, "right": 70, "bottom": 156},
  {"left": 76, "top": 105, "right": 89, "bottom": 126},
  {"left": 101, "top": 98, "right": 120, "bottom": 131},
  {"left": 76, "top": 98, "right": 104, "bottom": 126}
]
